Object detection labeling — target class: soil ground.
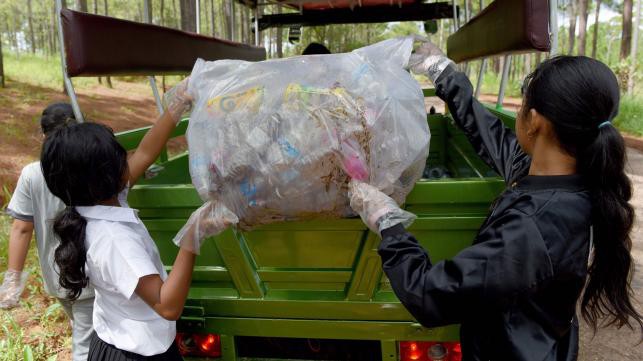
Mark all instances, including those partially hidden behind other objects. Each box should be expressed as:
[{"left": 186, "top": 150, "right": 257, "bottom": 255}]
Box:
[{"left": 0, "top": 79, "right": 641, "bottom": 360}]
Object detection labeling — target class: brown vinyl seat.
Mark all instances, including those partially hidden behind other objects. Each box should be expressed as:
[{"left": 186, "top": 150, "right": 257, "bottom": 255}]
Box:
[
  {"left": 446, "top": 0, "right": 550, "bottom": 63},
  {"left": 61, "top": 9, "right": 265, "bottom": 77}
]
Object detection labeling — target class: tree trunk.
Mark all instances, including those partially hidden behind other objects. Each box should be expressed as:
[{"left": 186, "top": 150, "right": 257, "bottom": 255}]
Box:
[
  {"left": 591, "top": 0, "right": 602, "bottom": 58},
  {"left": 210, "top": 0, "right": 216, "bottom": 36},
  {"left": 577, "top": 0, "right": 590, "bottom": 55},
  {"left": 627, "top": 0, "right": 641, "bottom": 94},
  {"left": 12, "top": 6, "right": 20, "bottom": 58},
  {"left": 524, "top": 54, "right": 531, "bottom": 78},
  {"left": 173, "top": 0, "right": 179, "bottom": 28},
  {"left": 621, "top": 0, "right": 634, "bottom": 59},
  {"left": 268, "top": 26, "right": 273, "bottom": 57},
  {"left": 39, "top": 21, "right": 47, "bottom": 56},
  {"left": 0, "top": 35, "right": 5, "bottom": 88},
  {"left": 50, "top": 3, "right": 57, "bottom": 56},
  {"left": 93, "top": 0, "right": 101, "bottom": 83},
  {"left": 568, "top": 0, "right": 578, "bottom": 54},
  {"left": 160, "top": 0, "right": 165, "bottom": 26},
  {"left": 137, "top": 2, "right": 143, "bottom": 22},
  {"left": 224, "top": 0, "right": 234, "bottom": 41},
  {"left": 104, "top": 0, "right": 112, "bottom": 88},
  {"left": 77, "top": 0, "right": 88, "bottom": 12},
  {"left": 144, "top": 0, "right": 153, "bottom": 23},
  {"left": 27, "top": 0, "right": 36, "bottom": 54},
  {"left": 240, "top": 7, "right": 246, "bottom": 43},
  {"left": 244, "top": 8, "right": 249, "bottom": 44},
  {"left": 180, "top": 0, "right": 197, "bottom": 32},
  {"left": 276, "top": 4, "right": 283, "bottom": 57}
]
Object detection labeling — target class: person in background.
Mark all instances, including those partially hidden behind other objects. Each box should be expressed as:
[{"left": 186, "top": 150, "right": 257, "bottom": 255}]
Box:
[
  {"left": 0, "top": 103, "right": 95, "bottom": 361},
  {"left": 348, "top": 41, "right": 642, "bottom": 360},
  {"left": 302, "top": 42, "right": 331, "bottom": 55}
]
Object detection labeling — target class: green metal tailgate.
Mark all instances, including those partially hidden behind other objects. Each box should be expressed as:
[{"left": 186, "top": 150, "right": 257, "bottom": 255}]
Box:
[{"left": 117, "top": 106, "right": 514, "bottom": 359}]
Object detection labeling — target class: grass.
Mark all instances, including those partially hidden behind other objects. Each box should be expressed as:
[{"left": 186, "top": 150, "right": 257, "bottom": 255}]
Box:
[
  {"left": 2, "top": 51, "right": 184, "bottom": 91},
  {"left": 3, "top": 52, "right": 96, "bottom": 90},
  {"left": 0, "top": 198, "right": 70, "bottom": 361},
  {"left": 614, "top": 94, "right": 643, "bottom": 137}
]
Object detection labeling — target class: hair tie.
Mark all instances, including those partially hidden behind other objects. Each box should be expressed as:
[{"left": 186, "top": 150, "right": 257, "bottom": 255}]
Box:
[{"left": 598, "top": 121, "right": 611, "bottom": 129}]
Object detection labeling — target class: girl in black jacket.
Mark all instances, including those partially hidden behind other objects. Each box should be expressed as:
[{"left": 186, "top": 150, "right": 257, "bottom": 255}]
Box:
[{"left": 348, "top": 41, "right": 642, "bottom": 360}]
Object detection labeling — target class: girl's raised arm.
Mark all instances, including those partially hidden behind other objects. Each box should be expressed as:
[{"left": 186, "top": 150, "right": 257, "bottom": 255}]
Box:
[
  {"left": 127, "top": 78, "right": 192, "bottom": 186},
  {"left": 410, "top": 40, "right": 530, "bottom": 184}
]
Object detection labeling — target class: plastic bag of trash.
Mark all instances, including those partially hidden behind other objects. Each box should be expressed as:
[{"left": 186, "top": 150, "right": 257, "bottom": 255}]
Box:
[{"left": 175, "top": 36, "right": 430, "bottom": 236}]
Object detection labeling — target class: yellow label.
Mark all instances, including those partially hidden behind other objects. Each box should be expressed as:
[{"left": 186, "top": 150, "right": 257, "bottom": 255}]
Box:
[{"left": 206, "top": 86, "right": 264, "bottom": 115}]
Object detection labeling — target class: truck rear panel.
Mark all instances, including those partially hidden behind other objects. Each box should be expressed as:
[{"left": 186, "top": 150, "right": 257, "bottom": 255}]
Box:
[{"left": 117, "top": 104, "right": 517, "bottom": 360}]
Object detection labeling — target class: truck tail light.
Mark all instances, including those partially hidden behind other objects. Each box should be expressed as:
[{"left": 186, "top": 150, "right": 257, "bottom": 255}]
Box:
[
  {"left": 176, "top": 332, "right": 222, "bottom": 358},
  {"left": 399, "top": 341, "right": 462, "bottom": 361}
]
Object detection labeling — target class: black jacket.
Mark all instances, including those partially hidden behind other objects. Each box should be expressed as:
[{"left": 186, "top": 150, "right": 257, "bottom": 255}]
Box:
[{"left": 380, "top": 67, "right": 592, "bottom": 361}]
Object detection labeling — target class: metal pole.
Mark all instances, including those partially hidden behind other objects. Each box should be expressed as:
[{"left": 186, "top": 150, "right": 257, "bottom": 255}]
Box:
[
  {"left": 55, "top": 0, "right": 84, "bottom": 123},
  {"left": 549, "top": 0, "right": 558, "bottom": 56},
  {"left": 452, "top": 1, "right": 458, "bottom": 33},
  {"left": 627, "top": 0, "right": 641, "bottom": 94},
  {"left": 474, "top": 0, "right": 486, "bottom": 98},
  {"left": 231, "top": 0, "right": 236, "bottom": 41},
  {"left": 463, "top": 0, "right": 471, "bottom": 76},
  {"left": 475, "top": 59, "right": 486, "bottom": 98},
  {"left": 143, "top": 0, "right": 164, "bottom": 115},
  {"left": 496, "top": 55, "right": 511, "bottom": 110},
  {"left": 196, "top": 0, "right": 201, "bottom": 34}
]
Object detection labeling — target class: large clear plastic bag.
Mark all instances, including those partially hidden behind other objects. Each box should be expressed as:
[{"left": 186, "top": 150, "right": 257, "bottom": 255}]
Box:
[{"left": 181, "top": 37, "right": 430, "bottom": 232}]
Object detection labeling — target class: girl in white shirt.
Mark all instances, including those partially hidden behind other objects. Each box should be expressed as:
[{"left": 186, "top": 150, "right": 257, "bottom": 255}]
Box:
[{"left": 40, "top": 80, "right": 234, "bottom": 360}]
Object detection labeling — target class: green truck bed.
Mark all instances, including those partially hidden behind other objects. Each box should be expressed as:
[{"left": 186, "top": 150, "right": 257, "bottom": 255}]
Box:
[{"left": 115, "top": 101, "right": 517, "bottom": 361}]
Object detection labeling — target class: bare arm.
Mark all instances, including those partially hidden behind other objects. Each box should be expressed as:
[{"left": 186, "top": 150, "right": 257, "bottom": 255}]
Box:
[
  {"left": 134, "top": 248, "right": 196, "bottom": 321},
  {"left": 132, "top": 201, "right": 237, "bottom": 320},
  {"left": 127, "top": 111, "right": 180, "bottom": 186},
  {"left": 127, "top": 77, "right": 192, "bottom": 186},
  {"left": 8, "top": 219, "right": 34, "bottom": 272}
]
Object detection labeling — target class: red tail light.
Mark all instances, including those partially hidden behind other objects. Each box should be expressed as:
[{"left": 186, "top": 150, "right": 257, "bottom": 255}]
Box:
[
  {"left": 176, "top": 333, "right": 222, "bottom": 358},
  {"left": 399, "top": 341, "right": 462, "bottom": 361}
]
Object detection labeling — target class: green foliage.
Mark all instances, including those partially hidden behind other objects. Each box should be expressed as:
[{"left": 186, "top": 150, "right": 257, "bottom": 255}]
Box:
[
  {"left": 479, "top": 72, "right": 523, "bottom": 98},
  {"left": 2, "top": 52, "right": 94, "bottom": 89},
  {"left": 384, "top": 22, "right": 423, "bottom": 38},
  {"left": 614, "top": 94, "right": 643, "bottom": 136}
]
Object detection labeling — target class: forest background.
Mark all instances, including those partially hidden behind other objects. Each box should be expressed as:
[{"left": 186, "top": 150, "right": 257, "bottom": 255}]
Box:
[{"left": 0, "top": 1, "right": 642, "bottom": 360}]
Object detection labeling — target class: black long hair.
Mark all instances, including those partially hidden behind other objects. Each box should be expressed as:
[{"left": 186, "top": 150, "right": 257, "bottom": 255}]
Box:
[
  {"left": 40, "top": 103, "right": 78, "bottom": 135},
  {"left": 522, "top": 56, "right": 642, "bottom": 333},
  {"left": 41, "top": 123, "right": 128, "bottom": 300}
]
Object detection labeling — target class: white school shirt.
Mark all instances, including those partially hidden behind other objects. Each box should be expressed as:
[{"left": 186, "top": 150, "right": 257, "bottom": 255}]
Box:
[
  {"left": 6, "top": 162, "right": 94, "bottom": 300},
  {"left": 77, "top": 190, "right": 175, "bottom": 356}
]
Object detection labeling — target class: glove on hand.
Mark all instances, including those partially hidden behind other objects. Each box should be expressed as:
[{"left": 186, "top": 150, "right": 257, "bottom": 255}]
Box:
[
  {"left": 173, "top": 201, "right": 239, "bottom": 255},
  {"left": 407, "top": 37, "right": 454, "bottom": 83},
  {"left": 348, "top": 180, "right": 416, "bottom": 235},
  {"left": 163, "top": 77, "right": 193, "bottom": 123},
  {"left": 0, "top": 269, "right": 27, "bottom": 309}
]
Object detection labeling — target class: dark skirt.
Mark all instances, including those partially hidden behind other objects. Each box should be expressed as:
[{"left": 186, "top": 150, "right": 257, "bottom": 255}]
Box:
[{"left": 87, "top": 332, "right": 183, "bottom": 361}]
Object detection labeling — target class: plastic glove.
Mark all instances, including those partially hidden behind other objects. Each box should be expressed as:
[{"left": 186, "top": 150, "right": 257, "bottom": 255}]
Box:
[
  {"left": 348, "top": 180, "right": 416, "bottom": 235},
  {"left": 407, "top": 37, "right": 454, "bottom": 83},
  {"left": 162, "top": 77, "right": 193, "bottom": 123},
  {"left": 0, "top": 269, "right": 27, "bottom": 309},
  {"left": 173, "top": 201, "right": 239, "bottom": 255}
]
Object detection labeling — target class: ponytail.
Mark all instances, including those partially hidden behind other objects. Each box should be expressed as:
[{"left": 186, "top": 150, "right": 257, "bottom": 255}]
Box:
[
  {"left": 53, "top": 206, "right": 88, "bottom": 301},
  {"left": 579, "top": 125, "right": 641, "bottom": 331},
  {"left": 522, "top": 56, "right": 643, "bottom": 333}
]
